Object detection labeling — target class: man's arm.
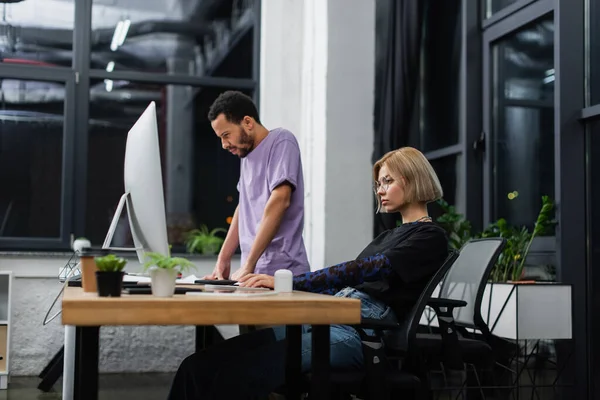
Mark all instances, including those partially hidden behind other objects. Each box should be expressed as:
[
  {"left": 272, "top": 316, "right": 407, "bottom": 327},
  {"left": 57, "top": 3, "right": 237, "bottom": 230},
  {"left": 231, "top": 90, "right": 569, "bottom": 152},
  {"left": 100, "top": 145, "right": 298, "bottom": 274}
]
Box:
[
  {"left": 218, "top": 205, "right": 240, "bottom": 262},
  {"left": 205, "top": 205, "right": 240, "bottom": 279},
  {"left": 237, "top": 183, "right": 292, "bottom": 275}
]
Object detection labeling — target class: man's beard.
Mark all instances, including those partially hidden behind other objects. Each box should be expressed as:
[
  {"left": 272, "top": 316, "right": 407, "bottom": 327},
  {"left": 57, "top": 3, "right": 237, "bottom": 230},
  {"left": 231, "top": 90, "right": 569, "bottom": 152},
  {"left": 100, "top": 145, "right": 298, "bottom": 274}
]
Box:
[{"left": 236, "top": 129, "right": 254, "bottom": 158}]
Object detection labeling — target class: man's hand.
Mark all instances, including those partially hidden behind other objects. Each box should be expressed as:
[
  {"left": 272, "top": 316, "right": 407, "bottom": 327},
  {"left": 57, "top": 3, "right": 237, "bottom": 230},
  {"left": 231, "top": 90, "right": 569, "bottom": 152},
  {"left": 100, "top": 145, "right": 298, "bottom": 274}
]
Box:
[
  {"left": 203, "top": 258, "right": 231, "bottom": 280},
  {"left": 238, "top": 274, "right": 275, "bottom": 289},
  {"left": 230, "top": 264, "right": 253, "bottom": 281}
]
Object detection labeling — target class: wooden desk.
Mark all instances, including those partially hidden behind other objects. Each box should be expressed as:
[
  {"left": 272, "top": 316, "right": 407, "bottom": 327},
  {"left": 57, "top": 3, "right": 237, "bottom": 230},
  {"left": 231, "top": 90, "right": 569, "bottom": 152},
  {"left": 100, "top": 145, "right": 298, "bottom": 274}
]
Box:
[{"left": 62, "top": 287, "right": 361, "bottom": 400}]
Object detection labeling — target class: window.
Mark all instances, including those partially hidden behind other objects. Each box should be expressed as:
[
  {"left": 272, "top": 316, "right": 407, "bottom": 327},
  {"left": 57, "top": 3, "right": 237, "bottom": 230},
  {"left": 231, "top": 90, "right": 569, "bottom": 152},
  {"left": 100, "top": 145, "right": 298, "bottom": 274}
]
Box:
[
  {"left": 91, "top": 0, "right": 254, "bottom": 78},
  {"left": 86, "top": 80, "right": 249, "bottom": 250},
  {"left": 0, "top": 79, "right": 66, "bottom": 239},
  {"left": 0, "top": 0, "right": 258, "bottom": 251},
  {"left": 587, "top": 0, "right": 600, "bottom": 105},
  {"left": 420, "top": 0, "right": 461, "bottom": 152},
  {"left": 484, "top": 0, "right": 521, "bottom": 19},
  {"left": 429, "top": 154, "right": 463, "bottom": 219},
  {"left": 491, "top": 17, "right": 554, "bottom": 228},
  {"left": 0, "top": 0, "right": 75, "bottom": 68}
]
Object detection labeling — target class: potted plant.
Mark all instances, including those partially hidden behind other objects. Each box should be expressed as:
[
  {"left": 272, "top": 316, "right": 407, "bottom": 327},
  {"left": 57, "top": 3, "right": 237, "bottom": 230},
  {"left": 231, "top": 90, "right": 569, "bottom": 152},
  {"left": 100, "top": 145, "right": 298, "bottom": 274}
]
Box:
[
  {"left": 184, "top": 225, "right": 227, "bottom": 255},
  {"left": 436, "top": 195, "right": 556, "bottom": 282},
  {"left": 94, "top": 254, "right": 127, "bottom": 297},
  {"left": 143, "top": 252, "right": 195, "bottom": 297}
]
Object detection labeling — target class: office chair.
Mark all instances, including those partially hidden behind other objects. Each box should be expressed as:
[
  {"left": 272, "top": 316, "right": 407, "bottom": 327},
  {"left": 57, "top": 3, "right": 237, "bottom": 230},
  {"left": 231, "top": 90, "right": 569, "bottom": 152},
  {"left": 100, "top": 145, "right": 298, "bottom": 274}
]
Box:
[
  {"left": 327, "top": 250, "right": 465, "bottom": 400},
  {"left": 417, "top": 237, "right": 507, "bottom": 399}
]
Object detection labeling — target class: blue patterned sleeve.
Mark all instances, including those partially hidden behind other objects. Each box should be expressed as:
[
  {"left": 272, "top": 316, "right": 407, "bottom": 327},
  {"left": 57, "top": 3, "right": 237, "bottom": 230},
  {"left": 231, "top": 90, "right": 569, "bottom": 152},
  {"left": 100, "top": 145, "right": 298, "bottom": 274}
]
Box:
[{"left": 292, "top": 254, "right": 393, "bottom": 294}]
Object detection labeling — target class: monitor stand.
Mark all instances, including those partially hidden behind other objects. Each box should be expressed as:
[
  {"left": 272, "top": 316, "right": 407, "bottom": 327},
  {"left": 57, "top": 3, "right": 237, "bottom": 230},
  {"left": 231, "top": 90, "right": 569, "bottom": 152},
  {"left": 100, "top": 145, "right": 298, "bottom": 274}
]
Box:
[{"left": 102, "top": 192, "right": 143, "bottom": 253}]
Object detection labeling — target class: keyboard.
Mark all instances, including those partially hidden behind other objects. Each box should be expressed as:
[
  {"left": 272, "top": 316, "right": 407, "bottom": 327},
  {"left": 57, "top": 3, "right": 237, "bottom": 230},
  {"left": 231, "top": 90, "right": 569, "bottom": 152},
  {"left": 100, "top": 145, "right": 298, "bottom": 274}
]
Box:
[
  {"left": 124, "top": 287, "right": 204, "bottom": 295},
  {"left": 194, "top": 279, "right": 238, "bottom": 286}
]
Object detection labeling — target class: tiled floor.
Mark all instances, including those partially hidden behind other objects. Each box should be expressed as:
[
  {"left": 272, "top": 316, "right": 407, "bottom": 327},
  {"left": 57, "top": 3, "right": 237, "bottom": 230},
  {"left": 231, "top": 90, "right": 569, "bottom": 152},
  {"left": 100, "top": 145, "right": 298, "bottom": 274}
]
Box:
[{"left": 0, "top": 373, "right": 174, "bottom": 400}]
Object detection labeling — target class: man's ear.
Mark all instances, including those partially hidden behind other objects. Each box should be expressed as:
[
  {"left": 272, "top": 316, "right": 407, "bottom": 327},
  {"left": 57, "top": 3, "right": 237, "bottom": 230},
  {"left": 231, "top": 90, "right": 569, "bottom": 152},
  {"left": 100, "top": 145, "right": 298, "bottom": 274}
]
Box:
[{"left": 243, "top": 116, "right": 254, "bottom": 130}]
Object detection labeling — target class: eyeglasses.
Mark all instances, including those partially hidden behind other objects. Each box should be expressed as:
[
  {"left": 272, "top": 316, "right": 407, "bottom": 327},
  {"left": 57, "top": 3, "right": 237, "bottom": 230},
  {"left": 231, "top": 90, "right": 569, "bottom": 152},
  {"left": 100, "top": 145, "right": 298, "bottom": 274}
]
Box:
[{"left": 373, "top": 176, "right": 394, "bottom": 193}]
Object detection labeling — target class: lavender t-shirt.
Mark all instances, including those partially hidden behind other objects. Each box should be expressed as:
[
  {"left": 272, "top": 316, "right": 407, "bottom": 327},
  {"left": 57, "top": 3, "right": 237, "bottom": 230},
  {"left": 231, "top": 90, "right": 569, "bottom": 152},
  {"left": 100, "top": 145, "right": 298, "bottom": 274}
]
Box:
[{"left": 237, "top": 128, "right": 310, "bottom": 276}]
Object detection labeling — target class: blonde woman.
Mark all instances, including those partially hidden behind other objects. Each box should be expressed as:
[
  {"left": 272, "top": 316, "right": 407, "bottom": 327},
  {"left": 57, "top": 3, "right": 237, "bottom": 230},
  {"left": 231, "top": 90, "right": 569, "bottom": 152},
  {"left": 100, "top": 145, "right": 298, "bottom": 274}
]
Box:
[{"left": 168, "top": 147, "right": 449, "bottom": 400}]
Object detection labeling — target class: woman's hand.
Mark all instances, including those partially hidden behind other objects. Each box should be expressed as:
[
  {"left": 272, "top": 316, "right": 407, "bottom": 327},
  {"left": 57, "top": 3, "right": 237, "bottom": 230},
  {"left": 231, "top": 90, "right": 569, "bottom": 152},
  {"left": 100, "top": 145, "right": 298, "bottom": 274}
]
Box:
[{"left": 237, "top": 274, "right": 276, "bottom": 289}]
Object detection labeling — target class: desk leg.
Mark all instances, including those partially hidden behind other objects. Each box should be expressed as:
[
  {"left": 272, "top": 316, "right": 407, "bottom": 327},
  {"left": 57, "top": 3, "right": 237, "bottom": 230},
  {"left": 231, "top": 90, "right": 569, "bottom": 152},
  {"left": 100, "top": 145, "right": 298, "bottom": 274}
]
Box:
[
  {"left": 285, "top": 325, "right": 302, "bottom": 400},
  {"left": 74, "top": 326, "right": 99, "bottom": 400},
  {"left": 310, "top": 325, "right": 330, "bottom": 400},
  {"left": 194, "top": 326, "right": 223, "bottom": 353},
  {"left": 62, "top": 325, "right": 76, "bottom": 400}
]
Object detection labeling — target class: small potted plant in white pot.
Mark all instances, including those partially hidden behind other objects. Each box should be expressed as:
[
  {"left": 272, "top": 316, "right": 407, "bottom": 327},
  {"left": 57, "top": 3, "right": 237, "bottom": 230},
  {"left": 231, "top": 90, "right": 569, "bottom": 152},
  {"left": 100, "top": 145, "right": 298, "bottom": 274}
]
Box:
[
  {"left": 143, "top": 252, "right": 195, "bottom": 297},
  {"left": 95, "top": 254, "right": 127, "bottom": 297}
]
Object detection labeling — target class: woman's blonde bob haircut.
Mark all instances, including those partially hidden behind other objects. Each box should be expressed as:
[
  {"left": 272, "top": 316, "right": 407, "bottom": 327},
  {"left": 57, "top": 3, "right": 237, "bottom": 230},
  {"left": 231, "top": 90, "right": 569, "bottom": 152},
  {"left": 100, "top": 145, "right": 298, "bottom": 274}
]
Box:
[{"left": 373, "top": 147, "right": 443, "bottom": 213}]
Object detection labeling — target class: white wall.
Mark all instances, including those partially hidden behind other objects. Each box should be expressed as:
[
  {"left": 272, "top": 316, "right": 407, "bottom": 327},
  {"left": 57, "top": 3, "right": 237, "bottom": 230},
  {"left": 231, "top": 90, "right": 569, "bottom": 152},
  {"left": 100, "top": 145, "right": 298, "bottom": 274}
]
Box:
[{"left": 260, "top": 0, "right": 375, "bottom": 270}]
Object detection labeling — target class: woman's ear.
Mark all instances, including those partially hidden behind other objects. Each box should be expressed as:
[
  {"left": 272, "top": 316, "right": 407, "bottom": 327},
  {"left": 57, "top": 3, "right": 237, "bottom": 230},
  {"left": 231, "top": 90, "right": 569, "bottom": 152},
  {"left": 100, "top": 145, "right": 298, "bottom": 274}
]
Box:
[{"left": 398, "top": 176, "right": 407, "bottom": 187}]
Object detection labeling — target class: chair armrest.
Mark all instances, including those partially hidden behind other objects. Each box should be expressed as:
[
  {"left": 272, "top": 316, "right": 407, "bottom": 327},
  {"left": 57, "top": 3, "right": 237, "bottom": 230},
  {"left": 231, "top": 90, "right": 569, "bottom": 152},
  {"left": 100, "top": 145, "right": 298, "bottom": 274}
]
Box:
[
  {"left": 426, "top": 297, "right": 466, "bottom": 370},
  {"left": 427, "top": 298, "right": 467, "bottom": 308},
  {"left": 350, "top": 318, "right": 401, "bottom": 343},
  {"left": 357, "top": 318, "right": 403, "bottom": 331}
]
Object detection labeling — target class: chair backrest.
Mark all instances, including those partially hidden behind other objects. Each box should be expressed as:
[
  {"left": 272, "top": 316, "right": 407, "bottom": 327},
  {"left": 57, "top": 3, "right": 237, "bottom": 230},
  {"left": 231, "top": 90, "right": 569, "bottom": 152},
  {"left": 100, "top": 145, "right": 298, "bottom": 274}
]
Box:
[
  {"left": 438, "top": 238, "right": 506, "bottom": 332},
  {"left": 388, "top": 250, "right": 460, "bottom": 353}
]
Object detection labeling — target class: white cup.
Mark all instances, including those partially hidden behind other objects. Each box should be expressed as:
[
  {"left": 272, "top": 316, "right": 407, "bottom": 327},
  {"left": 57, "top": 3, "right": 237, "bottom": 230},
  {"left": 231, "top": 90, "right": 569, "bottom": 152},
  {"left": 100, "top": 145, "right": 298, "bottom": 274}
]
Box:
[{"left": 274, "top": 269, "right": 293, "bottom": 293}]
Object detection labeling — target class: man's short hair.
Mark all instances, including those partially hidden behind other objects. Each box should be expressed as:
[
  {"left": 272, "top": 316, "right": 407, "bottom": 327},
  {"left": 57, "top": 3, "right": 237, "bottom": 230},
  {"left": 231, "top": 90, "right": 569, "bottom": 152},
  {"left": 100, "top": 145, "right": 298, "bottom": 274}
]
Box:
[
  {"left": 207, "top": 90, "right": 261, "bottom": 124},
  {"left": 373, "top": 147, "right": 443, "bottom": 212}
]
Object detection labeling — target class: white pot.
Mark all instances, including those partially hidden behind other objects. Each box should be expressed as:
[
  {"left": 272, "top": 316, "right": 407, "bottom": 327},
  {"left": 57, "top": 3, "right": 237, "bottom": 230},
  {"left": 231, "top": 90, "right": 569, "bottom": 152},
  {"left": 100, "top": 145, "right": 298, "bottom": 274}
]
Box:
[
  {"left": 73, "top": 238, "right": 91, "bottom": 253},
  {"left": 149, "top": 267, "right": 178, "bottom": 297}
]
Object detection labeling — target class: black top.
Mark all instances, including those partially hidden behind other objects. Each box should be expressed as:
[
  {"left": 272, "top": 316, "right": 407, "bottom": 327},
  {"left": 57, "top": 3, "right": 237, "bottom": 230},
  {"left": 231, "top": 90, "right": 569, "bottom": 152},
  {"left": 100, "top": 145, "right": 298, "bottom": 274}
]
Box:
[{"left": 293, "top": 222, "right": 449, "bottom": 319}]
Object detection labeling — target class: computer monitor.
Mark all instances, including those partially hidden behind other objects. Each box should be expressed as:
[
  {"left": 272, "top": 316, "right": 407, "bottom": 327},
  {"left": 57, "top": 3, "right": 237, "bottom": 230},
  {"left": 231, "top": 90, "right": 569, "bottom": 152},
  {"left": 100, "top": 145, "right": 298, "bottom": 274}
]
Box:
[{"left": 102, "top": 101, "right": 170, "bottom": 263}]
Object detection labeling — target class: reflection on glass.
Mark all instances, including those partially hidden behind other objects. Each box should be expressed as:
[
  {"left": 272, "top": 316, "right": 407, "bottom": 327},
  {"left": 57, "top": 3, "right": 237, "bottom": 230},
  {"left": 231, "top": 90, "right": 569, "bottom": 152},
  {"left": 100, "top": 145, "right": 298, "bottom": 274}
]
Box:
[
  {"left": 0, "top": 79, "right": 64, "bottom": 238},
  {"left": 0, "top": 0, "right": 74, "bottom": 67},
  {"left": 86, "top": 80, "right": 247, "bottom": 250},
  {"left": 90, "top": 0, "right": 255, "bottom": 77},
  {"left": 485, "top": 0, "right": 520, "bottom": 18},
  {"left": 420, "top": 0, "right": 461, "bottom": 152},
  {"left": 588, "top": 0, "right": 600, "bottom": 104},
  {"left": 429, "top": 154, "right": 462, "bottom": 220},
  {"left": 492, "top": 17, "right": 554, "bottom": 229},
  {"left": 588, "top": 121, "right": 600, "bottom": 295}
]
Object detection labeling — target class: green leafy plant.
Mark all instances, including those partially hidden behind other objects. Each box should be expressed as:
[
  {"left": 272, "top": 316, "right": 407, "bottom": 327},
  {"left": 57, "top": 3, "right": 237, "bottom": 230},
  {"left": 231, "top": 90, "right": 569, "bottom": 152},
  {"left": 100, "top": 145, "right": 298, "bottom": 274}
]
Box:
[
  {"left": 184, "top": 225, "right": 227, "bottom": 255},
  {"left": 143, "top": 252, "right": 195, "bottom": 274},
  {"left": 435, "top": 196, "right": 556, "bottom": 282},
  {"left": 95, "top": 254, "right": 127, "bottom": 272},
  {"left": 436, "top": 199, "right": 474, "bottom": 250}
]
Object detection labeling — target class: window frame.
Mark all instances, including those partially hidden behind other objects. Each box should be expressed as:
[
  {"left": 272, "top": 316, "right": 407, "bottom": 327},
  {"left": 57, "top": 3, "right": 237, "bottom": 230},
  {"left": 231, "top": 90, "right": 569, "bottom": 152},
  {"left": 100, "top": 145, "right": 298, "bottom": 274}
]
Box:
[
  {"left": 0, "top": 64, "right": 76, "bottom": 250},
  {"left": 0, "top": 0, "right": 261, "bottom": 251},
  {"left": 482, "top": 0, "right": 554, "bottom": 225},
  {"left": 421, "top": 0, "right": 482, "bottom": 231},
  {"left": 482, "top": 0, "right": 537, "bottom": 27}
]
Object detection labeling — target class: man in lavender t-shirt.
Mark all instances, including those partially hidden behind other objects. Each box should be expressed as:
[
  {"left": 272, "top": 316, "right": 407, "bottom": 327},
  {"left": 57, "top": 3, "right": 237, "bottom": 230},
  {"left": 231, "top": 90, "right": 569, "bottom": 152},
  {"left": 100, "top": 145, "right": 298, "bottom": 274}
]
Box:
[{"left": 204, "top": 91, "right": 310, "bottom": 280}]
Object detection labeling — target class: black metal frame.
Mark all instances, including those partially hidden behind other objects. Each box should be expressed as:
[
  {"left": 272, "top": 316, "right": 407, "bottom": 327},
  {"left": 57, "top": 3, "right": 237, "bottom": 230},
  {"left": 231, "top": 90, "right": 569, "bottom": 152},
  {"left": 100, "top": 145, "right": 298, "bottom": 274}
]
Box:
[
  {"left": 422, "top": 0, "right": 484, "bottom": 232},
  {"left": 584, "top": 120, "right": 600, "bottom": 398},
  {"left": 554, "top": 0, "right": 587, "bottom": 397},
  {"left": 0, "top": 0, "right": 261, "bottom": 250},
  {"left": 481, "top": 0, "right": 538, "bottom": 28},
  {"left": 479, "top": 0, "right": 589, "bottom": 398},
  {"left": 481, "top": 0, "right": 554, "bottom": 225},
  {"left": 461, "top": 0, "right": 484, "bottom": 231},
  {"left": 0, "top": 64, "right": 76, "bottom": 250}
]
